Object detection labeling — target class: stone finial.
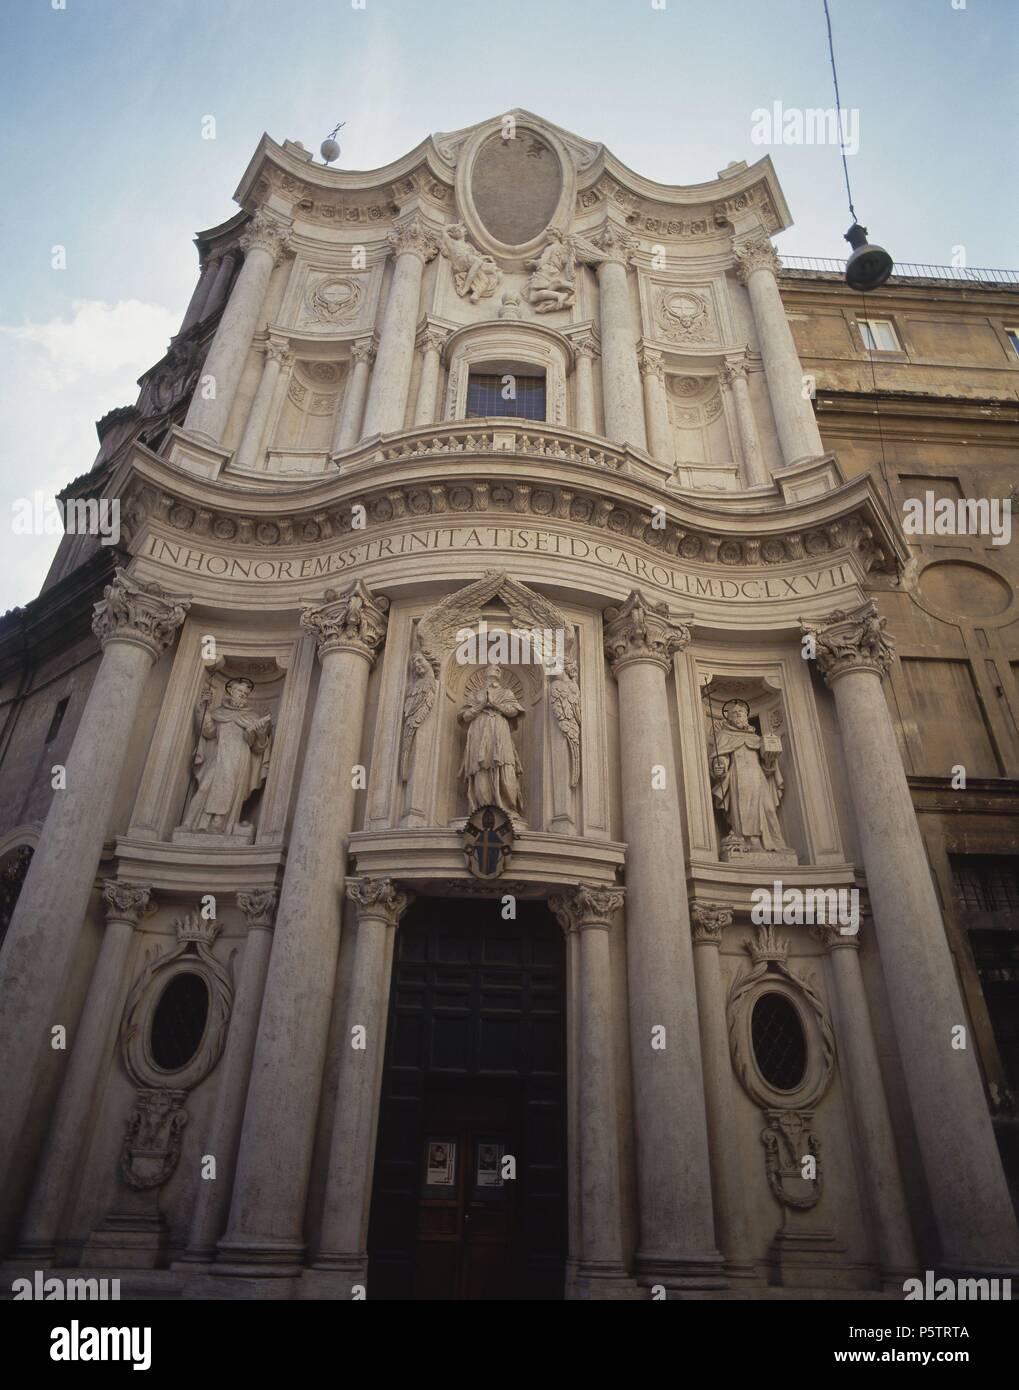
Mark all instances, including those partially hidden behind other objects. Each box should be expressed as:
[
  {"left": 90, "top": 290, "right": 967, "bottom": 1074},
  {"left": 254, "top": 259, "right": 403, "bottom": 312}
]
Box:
[
  {"left": 237, "top": 888, "right": 278, "bottom": 930},
  {"left": 346, "top": 877, "right": 413, "bottom": 927},
  {"left": 389, "top": 214, "right": 439, "bottom": 264},
  {"left": 300, "top": 578, "right": 390, "bottom": 663},
  {"left": 548, "top": 883, "right": 624, "bottom": 934},
  {"left": 690, "top": 901, "right": 733, "bottom": 945},
  {"left": 603, "top": 590, "right": 692, "bottom": 674},
  {"left": 732, "top": 233, "right": 781, "bottom": 284},
  {"left": 101, "top": 880, "right": 154, "bottom": 927},
  {"left": 240, "top": 207, "right": 291, "bottom": 266},
  {"left": 92, "top": 568, "right": 191, "bottom": 660},
  {"left": 800, "top": 601, "right": 896, "bottom": 687}
]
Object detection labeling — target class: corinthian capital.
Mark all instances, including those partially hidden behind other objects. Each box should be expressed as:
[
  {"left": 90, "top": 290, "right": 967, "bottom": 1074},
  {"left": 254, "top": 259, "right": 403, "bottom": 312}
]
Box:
[
  {"left": 548, "top": 883, "right": 624, "bottom": 934},
  {"left": 733, "top": 233, "right": 781, "bottom": 284},
  {"left": 101, "top": 879, "right": 154, "bottom": 927},
  {"left": 719, "top": 354, "right": 749, "bottom": 388},
  {"left": 237, "top": 888, "right": 278, "bottom": 930},
  {"left": 603, "top": 590, "right": 692, "bottom": 674},
  {"left": 800, "top": 601, "right": 896, "bottom": 687},
  {"left": 637, "top": 348, "right": 665, "bottom": 382},
  {"left": 350, "top": 337, "right": 376, "bottom": 367},
  {"left": 389, "top": 214, "right": 439, "bottom": 264},
  {"left": 690, "top": 901, "right": 733, "bottom": 945},
  {"left": 240, "top": 207, "right": 291, "bottom": 265},
  {"left": 92, "top": 568, "right": 191, "bottom": 660},
  {"left": 300, "top": 578, "right": 390, "bottom": 663},
  {"left": 346, "top": 876, "right": 413, "bottom": 927},
  {"left": 592, "top": 219, "right": 637, "bottom": 265}
]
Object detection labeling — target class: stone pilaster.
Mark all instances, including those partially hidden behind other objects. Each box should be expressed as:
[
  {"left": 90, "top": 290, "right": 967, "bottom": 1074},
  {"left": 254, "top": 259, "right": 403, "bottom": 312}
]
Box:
[
  {"left": 180, "top": 889, "right": 278, "bottom": 1265},
  {"left": 18, "top": 882, "right": 155, "bottom": 1260},
  {"left": 689, "top": 902, "right": 755, "bottom": 1278},
  {"left": 720, "top": 354, "right": 769, "bottom": 488},
  {"left": 603, "top": 592, "right": 724, "bottom": 1288},
  {"left": 573, "top": 334, "right": 599, "bottom": 435},
  {"left": 217, "top": 579, "right": 390, "bottom": 1278},
  {"left": 549, "top": 884, "right": 628, "bottom": 1283},
  {"left": 0, "top": 568, "right": 189, "bottom": 1245},
  {"left": 733, "top": 232, "right": 823, "bottom": 468},
  {"left": 802, "top": 601, "right": 1019, "bottom": 1270},
  {"left": 808, "top": 920, "right": 916, "bottom": 1283},
  {"left": 592, "top": 223, "right": 647, "bottom": 450},
  {"left": 333, "top": 338, "right": 375, "bottom": 451},
  {"left": 184, "top": 209, "right": 290, "bottom": 446},
  {"left": 362, "top": 215, "right": 438, "bottom": 438},
  {"left": 313, "top": 878, "right": 413, "bottom": 1287},
  {"left": 235, "top": 336, "right": 292, "bottom": 470},
  {"left": 413, "top": 326, "right": 449, "bottom": 427},
  {"left": 638, "top": 348, "right": 673, "bottom": 465}
]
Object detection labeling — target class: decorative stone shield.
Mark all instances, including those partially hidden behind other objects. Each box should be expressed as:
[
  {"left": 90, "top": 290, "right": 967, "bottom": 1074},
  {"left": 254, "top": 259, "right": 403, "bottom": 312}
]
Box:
[{"left": 462, "top": 806, "right": 514, "bottom": 879}]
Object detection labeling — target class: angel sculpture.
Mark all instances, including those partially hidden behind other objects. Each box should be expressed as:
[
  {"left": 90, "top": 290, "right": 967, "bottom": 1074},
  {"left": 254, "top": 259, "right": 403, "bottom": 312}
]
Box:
[
  {"left": 522, "top": 228, "right": 577, "bottom": 313},
  {"left": 548, "top": 659, "right": 581, "bottom": 788},
  {"left": 439, "top": 223, "right": 501, "bottom": 304},
  {"left": 399, "top": 652, "right": 439, "bottom": 782}
]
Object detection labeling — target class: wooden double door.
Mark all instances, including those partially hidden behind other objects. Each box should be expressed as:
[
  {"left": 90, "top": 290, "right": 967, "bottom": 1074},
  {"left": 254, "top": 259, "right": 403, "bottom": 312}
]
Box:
[{"left": 366, "top": 898, "right": 567, "bottom": 1300}]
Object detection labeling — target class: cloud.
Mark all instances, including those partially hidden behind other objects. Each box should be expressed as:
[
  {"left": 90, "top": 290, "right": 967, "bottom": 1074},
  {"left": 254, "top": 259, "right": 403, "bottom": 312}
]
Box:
[{"left": 1, "top": 298, "right": 178, "bottom": 385}]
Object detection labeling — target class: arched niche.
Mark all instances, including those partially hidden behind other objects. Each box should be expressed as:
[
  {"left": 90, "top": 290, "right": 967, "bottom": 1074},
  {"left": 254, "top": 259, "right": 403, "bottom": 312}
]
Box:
[{"left": 443, "top": 321, "right": 572, "bottom": 426}]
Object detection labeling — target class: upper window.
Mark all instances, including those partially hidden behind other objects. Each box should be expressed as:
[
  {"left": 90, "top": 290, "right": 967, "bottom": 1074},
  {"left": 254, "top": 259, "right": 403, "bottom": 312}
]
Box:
[
  {"left": 1004, "top": 327, "right": 1019, "bottom": 360},
  {"left": 857, "top": 317, "right": 901, "bottom": 352},
  {"left": 466, "top": 370, "right": 546, "bottom": 421}
]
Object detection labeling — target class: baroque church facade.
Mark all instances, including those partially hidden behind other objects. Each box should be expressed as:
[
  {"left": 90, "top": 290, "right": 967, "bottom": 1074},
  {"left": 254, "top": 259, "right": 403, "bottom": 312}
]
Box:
[{"left": 1, "top": 111, "right": 1017, "bottom": 1300}]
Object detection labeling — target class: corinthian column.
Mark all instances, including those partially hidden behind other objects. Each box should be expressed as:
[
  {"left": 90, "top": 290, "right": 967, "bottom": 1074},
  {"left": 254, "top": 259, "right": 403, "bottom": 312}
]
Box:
[
  {"left": 362, "top": 215, "right": 438, "bottom": 438},
  {"left": 217, "top": 579, "right": 390, "bottom": 1277},
  {"left": 733, "top": 233, "right": 823, "bottom": 468},
  {"left": 180, "top": 889, "right": 278, "bottom": 1264},
  {"left": 549, "top": 884, "right": 628, "bottom": 1285},
  {"left": 234, "top": 336, "right": 291, "bottom": 470},
  {"left": 573, "top": 335, "right": 599, "bottom": 435},
  {"left": 184, "top": 209, "right": 290, "bottom": 446},
  {"left": 18, "top": 881, "right": 155, "bottom": 1260},
  {"left": 412, "top": 326, "right": 448, "bottom": 427},
  {"left": 802, "top": 602, "right": 1019, "bottom": 1271},
  {"left": 591, "top": 223, "right": 647, "bottom": 450},
  {"left": 720, "top": 355, "right": 769, "bottom": 488},
  {"left": 689, "top": 903, "right": 755, "bottom": 1278},
  {"left": 603, "top": 592, "right": 723, "bottom": 1288},
  {"left": 332, "top": 339, "right": 375, "bottom": 452},
  {"left": 638, "top": 348, "right": 673, "bottom": 464},
  {"left": 314, "top": 878, "right": 413, "bottom": 1286},
  {"left": 177, "top": 256, "right": 217, "bottom": 337},
  {"left": 808, "top": 922, "right": 916, "bottom": 1283},
  {"left": 0, "top": 570, "right": 189, "bottom": 1242}
]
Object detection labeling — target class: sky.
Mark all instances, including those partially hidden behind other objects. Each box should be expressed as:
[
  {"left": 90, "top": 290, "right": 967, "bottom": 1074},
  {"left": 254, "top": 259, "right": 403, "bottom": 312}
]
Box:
[{"left": 1, "top": 0, "right": 1016, "bottom": 610}]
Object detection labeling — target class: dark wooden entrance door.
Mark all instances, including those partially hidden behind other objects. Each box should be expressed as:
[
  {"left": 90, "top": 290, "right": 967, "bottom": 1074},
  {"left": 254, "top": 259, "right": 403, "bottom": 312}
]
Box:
[
  {"left": 414, "top": 1089, "right": 517, "bottom": 1300},
  {"left": 367, "top": 898, "right": 567, "bottom": 1300}
]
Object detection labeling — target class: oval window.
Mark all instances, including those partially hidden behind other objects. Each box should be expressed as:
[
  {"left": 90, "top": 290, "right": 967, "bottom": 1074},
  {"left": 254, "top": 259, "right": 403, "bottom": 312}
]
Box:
[
  {"left": 751, "top": 993, "right": 807, "bottom": 1091},
  {"left": 150, "top": 972, "right": 209, "bottom": 1071}
]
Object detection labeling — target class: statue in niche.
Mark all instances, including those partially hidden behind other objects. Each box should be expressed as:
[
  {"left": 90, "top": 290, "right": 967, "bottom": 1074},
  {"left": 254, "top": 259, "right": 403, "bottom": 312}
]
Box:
[
  {"left": 457, "top": 665, "right": 525, "bottom": 818},
  {"left": 400, "top": 651, "right": 439, "bottom": 782},
  {"left": 439, "top": 222, "right": 502, "bottom": 304},
  {"left": 708, "top": 698, "right": 793, "bottom": 860},
  {"left": 548, "top": 658, "right": 582, "bottom": 788},
  {"left": 179, "top": 676, "right": 272, "bottom": 839},
  {"left": 522, "top": 227, "right": 577, "bottom": 313}
]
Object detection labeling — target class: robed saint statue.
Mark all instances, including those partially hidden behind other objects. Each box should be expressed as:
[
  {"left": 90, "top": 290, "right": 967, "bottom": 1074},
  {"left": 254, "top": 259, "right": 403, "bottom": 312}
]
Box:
[
  {"left": 709, "top": 697, "right": 790, "bottom": 853},
  {"left": 180, "top": 676, "right": 272, "bottom": 836},
  {"left": 457, "top": 665, "right": 525, "bottom": 817}
]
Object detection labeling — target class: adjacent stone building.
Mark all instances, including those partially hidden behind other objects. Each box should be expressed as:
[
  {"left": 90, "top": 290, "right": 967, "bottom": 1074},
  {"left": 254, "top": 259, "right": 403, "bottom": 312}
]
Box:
[{"left": 0, "top": 111, "right": 1016, "bottom": 1300}]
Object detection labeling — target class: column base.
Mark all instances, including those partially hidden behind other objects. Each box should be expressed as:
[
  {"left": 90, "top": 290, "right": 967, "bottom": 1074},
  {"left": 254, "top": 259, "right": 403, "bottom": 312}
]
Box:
[
  {"left": 10, "top": 1240, "right": 59, "bottom": 1266},
  {"left": 161, "top": 425, "right": 231, "bottom": 481},
  {"left": 635, "top": 1250, "right": 728, "bottom": 1291},
  {"left": 214, "top": 1233, "right": 306, "bottom": 1277},
  {"left": 300, "top": 1264, "right": 368, "bottom": 1299},
  {"left": 181, "top": 1270, "right": 299, "bottom": 1300}
]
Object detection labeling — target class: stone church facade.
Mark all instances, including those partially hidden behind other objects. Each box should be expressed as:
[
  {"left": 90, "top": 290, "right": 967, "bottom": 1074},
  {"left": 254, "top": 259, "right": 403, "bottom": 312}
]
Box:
[{"left": 1, "top": 111, "right": 1017, "bottom": 1299}]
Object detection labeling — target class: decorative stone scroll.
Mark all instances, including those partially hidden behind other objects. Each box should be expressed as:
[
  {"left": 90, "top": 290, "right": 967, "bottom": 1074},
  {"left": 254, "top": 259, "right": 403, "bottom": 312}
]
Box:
[{"left": 91, "top": 568, "right": 191, "bottom": 659}]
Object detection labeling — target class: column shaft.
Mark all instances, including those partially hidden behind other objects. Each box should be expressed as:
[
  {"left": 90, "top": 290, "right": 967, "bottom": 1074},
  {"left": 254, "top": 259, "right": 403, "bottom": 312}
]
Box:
[
  {"left": 723, "top": 361, "right": 769, "bottom": 487},
  {"left": 333, "top": 342, "right": 374, "bottom": 451},
  {"left": 362, "top": 218, "right": 436, "bottom": 438},
  {"left": 234, "top": 340, "right": 289, "bottom": 469},
  {"left": 0, "top": 571, "right": 188, "bottom": 1245},
  {"left": 184, "top": 211, "right": 288, "bottom": 446},
  {"left": 413, "top": 333, "right": 445, "bottom": 427},
  {"left": 573, "top": 342, "right": 597, "bottom": 435},
  {"left": 597, "top": 259, "right": 647, "bottom": 449},
  {"left": 178, "top": 258, "right": 217, "bottom": 337},
  {"left": 638, "top": 351, "right": 673, "bottom": 464}
]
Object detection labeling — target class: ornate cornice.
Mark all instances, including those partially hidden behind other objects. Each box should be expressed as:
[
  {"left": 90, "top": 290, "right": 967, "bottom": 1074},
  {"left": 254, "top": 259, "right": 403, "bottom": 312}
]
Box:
[
  {"left": 690, "top": 900, "right": 733, "bottom": 944},
  {"left": 102, "top": 879, "right": 154, "bottom": 927},
  {"left": 603, "top": 589, "right": 691, "bottom": 673},
  {"left": 237, "top": 887, "right": 277, "bottom": 930},
  {"left": 346, "top": 876, "right": 413, "bottom": 926},
  {"left": 733, "top": 233, "right": 781, "bottom": 284},
  {"left": 300, "top": 577, "right": 390, "bottom": 662},
  {"left": 800, "top": 600, "right": 896, "bottom": 687},
  {"left": 548, "top": 883, "right": 624, "bottom": 933},
  {"left": 91, "top": 568, "right": 191, "bottom": 659},
  {"left": 239, "top": 207, "right": 291, "bottom": 266}
]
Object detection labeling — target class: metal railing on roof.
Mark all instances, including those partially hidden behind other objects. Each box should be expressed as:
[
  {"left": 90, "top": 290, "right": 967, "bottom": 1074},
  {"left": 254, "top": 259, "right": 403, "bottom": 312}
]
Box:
[{"left": 780, "top": 256, "right": 1018, "bottom": 285}]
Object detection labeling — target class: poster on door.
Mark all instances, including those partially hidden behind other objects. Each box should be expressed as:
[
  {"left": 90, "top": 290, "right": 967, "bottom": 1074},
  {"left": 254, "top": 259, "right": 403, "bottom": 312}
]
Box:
[
  {"left": 476, "top": 1140, "right": 504, "bottom": 1188},
  {"left": 424, "top": 1138, "right": 456, "bottom": 1188}
]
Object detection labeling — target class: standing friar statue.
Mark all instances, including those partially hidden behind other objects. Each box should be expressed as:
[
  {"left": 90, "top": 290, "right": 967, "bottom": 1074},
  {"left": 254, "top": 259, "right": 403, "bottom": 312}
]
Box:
[
  {"left": 708, "top": 697, "right": 795, "bottom": 863},
  {"left": 457, "top": 664, "right": 525, "bottom": 819},
  {"left": 178, "top": 675, "right": 272, "bottom": 840}
]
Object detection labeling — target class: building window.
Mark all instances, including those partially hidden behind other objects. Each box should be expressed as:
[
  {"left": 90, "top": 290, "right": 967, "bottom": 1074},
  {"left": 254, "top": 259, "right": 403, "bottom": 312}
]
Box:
[
  {"left": 951, "top": 854, "right": 1019, "bottom": 1090},
  {"left": 952, "top": 854, "right": 1019, "bottom": 916},
  {"left": 1005, "top": 327, "right": 1019, "bottom": 359},
  {"left": 751, "top": 992, "right": 807, "bottom": 1091},
  {"left": 857, "top": 318, "right": 901, "bottom": 352},
  {"left": 0, "top": 845, "right": 34, "bottom": 954},
  {"left": 466, "top": 370, "right": 546, "bottom": 421},
  {"left": 150, "top": 972, "right": 211, "bottom": 1072},
  {"left": 44, "top": 696, "right": 69, "bottom": 745}
]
